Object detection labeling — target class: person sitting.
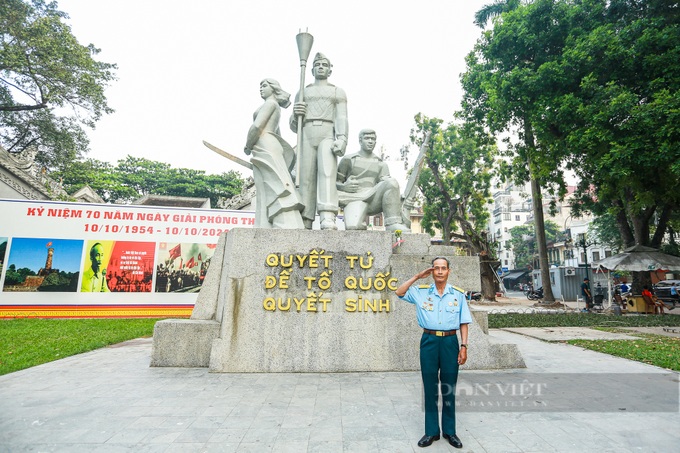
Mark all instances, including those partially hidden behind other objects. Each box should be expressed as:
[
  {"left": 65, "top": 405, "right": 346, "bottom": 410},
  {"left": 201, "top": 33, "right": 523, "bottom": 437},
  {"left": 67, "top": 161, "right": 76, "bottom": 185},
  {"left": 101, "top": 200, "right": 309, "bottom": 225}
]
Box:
[{"left": 642, "top": 286, "right": 665, "bottom": 315}]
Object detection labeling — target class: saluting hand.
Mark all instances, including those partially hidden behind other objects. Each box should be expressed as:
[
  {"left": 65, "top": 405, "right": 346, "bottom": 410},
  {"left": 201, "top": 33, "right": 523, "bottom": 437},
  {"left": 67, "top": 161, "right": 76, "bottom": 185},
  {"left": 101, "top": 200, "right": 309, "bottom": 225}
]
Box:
[{"left": 415, "top": 267, "right": 434, "bottom": 280}]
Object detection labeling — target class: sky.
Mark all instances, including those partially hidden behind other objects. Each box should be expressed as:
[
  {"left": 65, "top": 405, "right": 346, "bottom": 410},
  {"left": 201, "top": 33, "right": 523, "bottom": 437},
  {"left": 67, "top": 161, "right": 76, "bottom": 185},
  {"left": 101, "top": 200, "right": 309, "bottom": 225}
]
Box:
[
  {"left": 56, "top": 0, "right": 492, "bottom": 184},
  {"left": 6, "top": 238, "right": 84, "bottom": 273}
]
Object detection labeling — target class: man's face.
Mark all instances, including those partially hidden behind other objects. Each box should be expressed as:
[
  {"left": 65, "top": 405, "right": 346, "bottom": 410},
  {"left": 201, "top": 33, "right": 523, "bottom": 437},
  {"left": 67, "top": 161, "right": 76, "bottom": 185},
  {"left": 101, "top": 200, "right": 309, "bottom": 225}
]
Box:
[
  {"left": 312, "top": 59, "right": 331, "bottom": 79},
  {"left": 359, "top": 134, "right": 376, "bottom": 153},
  {"left": 91, "top": 245, "right": 104, "bottom": 273},
  {"left": 432, "top": 258, "right": 450, "bottom": 284}
]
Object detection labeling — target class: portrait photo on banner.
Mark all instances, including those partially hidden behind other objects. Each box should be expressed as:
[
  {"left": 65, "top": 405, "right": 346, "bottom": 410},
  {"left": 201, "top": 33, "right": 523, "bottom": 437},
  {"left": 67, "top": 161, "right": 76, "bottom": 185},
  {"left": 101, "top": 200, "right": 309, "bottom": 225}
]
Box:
[{"left": 81, "top": 240, "right": 155, "bottom": 293}]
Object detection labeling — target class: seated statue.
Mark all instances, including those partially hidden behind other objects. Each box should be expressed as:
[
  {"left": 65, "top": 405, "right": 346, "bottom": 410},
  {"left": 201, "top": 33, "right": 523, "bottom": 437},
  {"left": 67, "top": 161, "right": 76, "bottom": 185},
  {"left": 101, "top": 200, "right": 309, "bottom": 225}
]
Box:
[{"left": 336, "top": 129, "right": 410, "bottom": 232}]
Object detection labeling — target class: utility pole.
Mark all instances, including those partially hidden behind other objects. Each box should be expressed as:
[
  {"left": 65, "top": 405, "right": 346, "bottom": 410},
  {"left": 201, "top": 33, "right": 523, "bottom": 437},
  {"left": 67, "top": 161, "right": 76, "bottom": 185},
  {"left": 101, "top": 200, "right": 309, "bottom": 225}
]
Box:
[{"left": 576, "top": 233, "right": 597, "bottom": 281}]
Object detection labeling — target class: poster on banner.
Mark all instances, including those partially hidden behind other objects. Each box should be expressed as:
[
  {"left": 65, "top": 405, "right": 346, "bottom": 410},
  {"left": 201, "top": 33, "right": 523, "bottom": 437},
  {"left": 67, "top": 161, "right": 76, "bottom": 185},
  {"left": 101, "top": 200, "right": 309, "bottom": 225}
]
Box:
[
  {"left": 80, "top": 240, "right": 156, "bottom": 293},
  {"left": 3, "top": 238, "right": 83, "bottom": 292},
  {"left": 155, "top": 242, "right": 217, "bottom": 293},
  {"left": 0, "top": 198, "right": 254, "bottom": 318}
]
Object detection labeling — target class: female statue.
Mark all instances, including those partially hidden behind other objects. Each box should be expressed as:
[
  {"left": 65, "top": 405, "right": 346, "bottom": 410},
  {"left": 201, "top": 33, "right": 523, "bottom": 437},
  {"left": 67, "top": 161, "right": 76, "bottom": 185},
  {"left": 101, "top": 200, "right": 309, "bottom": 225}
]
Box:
[{"left": 244, "top": 79, "right": 304, "bottom": 228}]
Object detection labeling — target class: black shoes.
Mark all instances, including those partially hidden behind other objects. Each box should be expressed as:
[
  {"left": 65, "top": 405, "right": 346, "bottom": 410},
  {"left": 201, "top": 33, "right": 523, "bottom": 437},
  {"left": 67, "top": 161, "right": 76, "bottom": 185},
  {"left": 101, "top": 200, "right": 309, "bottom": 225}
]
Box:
[
  {"left": 443, "top": 433, "right": 463, "bottom": 448},
  {"left": 417, "top": 434, "right": 440, "bottom": 447}
]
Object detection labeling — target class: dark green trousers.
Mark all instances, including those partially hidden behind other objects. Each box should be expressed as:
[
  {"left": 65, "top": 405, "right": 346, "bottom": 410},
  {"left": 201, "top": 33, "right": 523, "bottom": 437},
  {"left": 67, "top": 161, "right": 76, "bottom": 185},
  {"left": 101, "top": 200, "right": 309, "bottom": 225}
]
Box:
[{"left": 420, "top": 333, "right": 459, "bottom": 436}]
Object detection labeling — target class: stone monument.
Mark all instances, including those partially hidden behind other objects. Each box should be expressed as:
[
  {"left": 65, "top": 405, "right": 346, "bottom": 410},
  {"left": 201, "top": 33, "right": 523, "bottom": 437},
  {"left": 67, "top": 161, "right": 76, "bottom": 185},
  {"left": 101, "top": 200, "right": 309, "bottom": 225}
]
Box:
[
  {"left": 153, "top": 33, "right": 524, "bottom": 372},
  {"left": 151, "top": 229, "right": 524, "bottom": 372},
  {"left": 337, "top": 129, "right": 411, "bottom": 232}
]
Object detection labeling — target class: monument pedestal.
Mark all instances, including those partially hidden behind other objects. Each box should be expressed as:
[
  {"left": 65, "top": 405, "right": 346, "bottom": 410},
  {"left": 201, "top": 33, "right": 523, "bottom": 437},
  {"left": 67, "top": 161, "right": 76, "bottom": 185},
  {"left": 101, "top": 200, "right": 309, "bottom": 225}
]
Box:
[{"left": 151, "top": 229, "right": 525, "bottom": 372}]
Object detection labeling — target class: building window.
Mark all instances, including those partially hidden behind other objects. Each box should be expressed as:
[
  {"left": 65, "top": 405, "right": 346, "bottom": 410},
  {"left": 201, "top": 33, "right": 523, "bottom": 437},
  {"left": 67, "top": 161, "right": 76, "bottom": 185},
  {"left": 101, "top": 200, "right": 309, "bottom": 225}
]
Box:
[
  {"left": 373, "top": 215, "right": 382, "bottom": 227},
  {"left": 515, "top": 215, "right": 520, "bottom": 221},
  {"left": 504, "top": 227, "right": 508, "bottom": 232},
  {"left": 506, "top": 252, "right": 509, "bottom": 258},
  {"left": 581, "top": 252, "right": 586, "bottom": 263},
  {"left": 504, "top": 260, "right": 508, "bottom": 265},
  {"left": 592, "top": 251, "right": 600, "bottom": 261},
  {"left": 605, "top": 250, "right": 612, "bottom": 258},
  {"left": 503, "top": 213, "right": 511, "bottom": 220}
]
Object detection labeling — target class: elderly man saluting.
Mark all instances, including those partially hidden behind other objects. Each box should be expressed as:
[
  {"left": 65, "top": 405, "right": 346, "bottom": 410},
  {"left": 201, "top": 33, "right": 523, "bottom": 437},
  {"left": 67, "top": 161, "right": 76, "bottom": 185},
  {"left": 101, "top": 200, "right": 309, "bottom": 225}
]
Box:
[{"left": 395, "top": 256, "right": 471, "bottom": 449}]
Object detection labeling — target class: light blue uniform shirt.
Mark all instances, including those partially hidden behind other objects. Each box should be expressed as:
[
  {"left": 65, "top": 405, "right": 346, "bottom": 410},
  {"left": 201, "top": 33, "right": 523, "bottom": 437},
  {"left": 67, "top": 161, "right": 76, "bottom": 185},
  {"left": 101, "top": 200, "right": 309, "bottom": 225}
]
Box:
[{"left": 399, "top": 283, "right": 473, "bottom": 330}]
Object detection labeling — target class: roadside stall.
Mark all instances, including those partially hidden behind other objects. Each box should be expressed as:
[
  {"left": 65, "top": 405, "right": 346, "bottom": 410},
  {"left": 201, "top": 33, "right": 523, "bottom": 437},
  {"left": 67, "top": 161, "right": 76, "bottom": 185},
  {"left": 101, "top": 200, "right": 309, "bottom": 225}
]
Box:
[{"left": 593, "top": 245, "right": 680, "bottom": 314}]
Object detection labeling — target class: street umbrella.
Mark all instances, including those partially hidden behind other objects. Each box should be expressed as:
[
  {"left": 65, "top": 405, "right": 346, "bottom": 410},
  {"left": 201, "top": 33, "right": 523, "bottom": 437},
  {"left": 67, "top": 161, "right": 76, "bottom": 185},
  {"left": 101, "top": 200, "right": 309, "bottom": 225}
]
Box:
[
  {"left": 593, "top": 245, "right": 680, "bottom": 272},
  {"left": 593, "top": 245, "right": 680, "bottom": 307}
]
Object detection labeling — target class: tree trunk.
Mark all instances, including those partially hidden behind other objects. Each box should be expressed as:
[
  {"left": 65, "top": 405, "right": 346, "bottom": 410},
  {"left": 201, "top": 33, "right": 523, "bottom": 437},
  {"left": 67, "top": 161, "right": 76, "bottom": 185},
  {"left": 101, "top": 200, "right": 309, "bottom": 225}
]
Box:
[
  {"left": 479, "top": 259, "right": 499, "bottom": 301},
  {"left": 530, "top": 177, "right": 555, "bottom": 302},
  {"left": 524, "top": 119, "right": 555, "bottom": 303}
]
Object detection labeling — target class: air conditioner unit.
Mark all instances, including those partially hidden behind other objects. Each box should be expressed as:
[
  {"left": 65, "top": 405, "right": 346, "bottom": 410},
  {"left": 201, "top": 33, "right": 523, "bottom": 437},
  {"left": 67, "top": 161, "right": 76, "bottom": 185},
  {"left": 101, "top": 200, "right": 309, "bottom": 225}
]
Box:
[{"left": 565, "top": 267, "right": 576, "bottom": 276}]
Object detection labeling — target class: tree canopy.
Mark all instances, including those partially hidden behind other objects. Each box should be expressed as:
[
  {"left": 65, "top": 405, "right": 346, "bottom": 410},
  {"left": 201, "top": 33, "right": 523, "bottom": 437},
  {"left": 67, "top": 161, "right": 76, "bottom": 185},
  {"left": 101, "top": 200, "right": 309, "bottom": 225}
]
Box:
[
  {"left": 509, "top": 220, "right": 560, "bottom": 269},
  {"left": 410, "top": 113, "right": 496, "bottom": 250},
  {"left": 53, "top": 155, "right": 244, "bottom": 207},
  {"left": 0, "top": 0, "right": 116, "bottom": 168},
  {"left": 410, "top": 113, "right": 499, "bottom": 299},
  {"left": 463, "top": 0, "right": 680, "bottom": 251}
]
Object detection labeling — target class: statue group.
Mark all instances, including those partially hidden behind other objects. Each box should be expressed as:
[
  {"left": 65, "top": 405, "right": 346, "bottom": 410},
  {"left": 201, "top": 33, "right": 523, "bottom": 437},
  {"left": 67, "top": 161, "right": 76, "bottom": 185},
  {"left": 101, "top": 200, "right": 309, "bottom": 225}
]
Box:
[{"left": 244, "top": 46, "right": 411, "bottom": 232}]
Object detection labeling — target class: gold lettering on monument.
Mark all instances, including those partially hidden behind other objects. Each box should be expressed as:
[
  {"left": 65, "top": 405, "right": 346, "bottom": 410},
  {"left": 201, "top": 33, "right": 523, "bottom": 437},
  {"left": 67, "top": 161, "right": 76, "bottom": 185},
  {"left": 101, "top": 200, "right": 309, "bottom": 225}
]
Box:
[{"left": 263, "top": 250, "right": 391, "bottom": 313}]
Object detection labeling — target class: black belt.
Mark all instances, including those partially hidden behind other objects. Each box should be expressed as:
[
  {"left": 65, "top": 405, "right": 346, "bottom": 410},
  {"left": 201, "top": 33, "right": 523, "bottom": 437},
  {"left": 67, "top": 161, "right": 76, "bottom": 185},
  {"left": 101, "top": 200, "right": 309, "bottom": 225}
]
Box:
[{"left": 423, "top": 329, "right": 457, "bottom": 337}]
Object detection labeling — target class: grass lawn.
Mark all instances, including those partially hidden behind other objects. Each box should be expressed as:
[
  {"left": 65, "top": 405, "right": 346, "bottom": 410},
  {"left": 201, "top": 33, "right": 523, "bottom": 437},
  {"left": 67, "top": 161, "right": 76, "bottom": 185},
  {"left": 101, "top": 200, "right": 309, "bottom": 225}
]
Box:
[
  {"left": 568, "top": 328, "right": 680, "bottom": 372},
  {"left": 0, "top": 318, "right": 159, "bottom": 376},
  {"left": 488, "top": 312, "right": 680, "bottom": 329}
]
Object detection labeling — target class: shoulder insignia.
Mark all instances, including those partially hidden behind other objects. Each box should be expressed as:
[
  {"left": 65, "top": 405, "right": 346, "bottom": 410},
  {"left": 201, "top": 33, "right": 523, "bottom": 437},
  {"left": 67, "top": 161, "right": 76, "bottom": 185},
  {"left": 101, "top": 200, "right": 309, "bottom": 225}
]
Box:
[
  {"left": 418, "top": 284, "right": 431, "bottom": 289},
  {"left": 453, "top": 285, "right": 465, "bottom": 293}
]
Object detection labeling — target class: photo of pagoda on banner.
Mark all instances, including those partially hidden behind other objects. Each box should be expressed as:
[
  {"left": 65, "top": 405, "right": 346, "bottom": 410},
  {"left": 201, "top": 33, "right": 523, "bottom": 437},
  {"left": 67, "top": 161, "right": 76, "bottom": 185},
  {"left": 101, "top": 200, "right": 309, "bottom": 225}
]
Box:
[
  {"left": 2, "top": 238, "right": 83, "bottom": 292},
  {"left": 155, "top": 242, "right": 217, "bottom": 293}
]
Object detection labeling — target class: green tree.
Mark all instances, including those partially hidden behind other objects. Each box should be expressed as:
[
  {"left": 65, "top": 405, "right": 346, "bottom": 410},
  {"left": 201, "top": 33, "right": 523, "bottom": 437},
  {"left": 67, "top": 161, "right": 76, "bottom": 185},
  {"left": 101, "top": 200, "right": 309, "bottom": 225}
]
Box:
[
  {"left": 0, "top": 0, "right": 116, "bottom": 168},
  {"left": 53, "top": 158, "right": 136, "bottom": 203},
  {"left": 463, "top": 0, "right": 680, "bottom": 293},
  {"left": 53, "top": 155, "right": 244, "bottom": 207},
  {"left": 410, "top": 113, "right": 498, "bottom": 299},
  {"left": 461, "top": 0, "right": 576, "bottom": 301},
  {"left": 509, "top": 221, "right": 560, "bottom": 269},
  {"left": 545, "top": 0, "right": 680, "bottom": 252},
  {"left": 3, "top": 264, "right": 35, "bottom": 285},
  {"left": 474, "top": 0, "right": 521, "bottom": 28},
  {"left": 38, "top": 270, "right": 75, "bottom": 291},
  {"left": 589, "top": 213, "right": 625, "bottom": 254}
]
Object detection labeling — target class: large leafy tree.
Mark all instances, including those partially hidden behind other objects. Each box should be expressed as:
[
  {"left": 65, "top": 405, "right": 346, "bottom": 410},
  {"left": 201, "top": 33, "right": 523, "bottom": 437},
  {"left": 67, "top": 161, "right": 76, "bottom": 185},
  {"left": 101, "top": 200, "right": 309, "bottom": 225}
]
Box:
[
  {"left": 462, "top": 0, "right": 576, "bottom": 301},
  {"left": 547, "top": 0, "right": 680, "bottom": 252},
  {"left": 0, "top": 0, "right": 116, "bottom": 168},
  {"left": 463, "top": 0, "right": 680, "bottom": 293},
  {"left": 410, "top": 113, "right": 498, "bottom": 299},
  {"left": 53, "top": 155, "right": 244, "bottom": 207},
  {"left": 509, "top": 221, "right": 560, "bottom": 269}
]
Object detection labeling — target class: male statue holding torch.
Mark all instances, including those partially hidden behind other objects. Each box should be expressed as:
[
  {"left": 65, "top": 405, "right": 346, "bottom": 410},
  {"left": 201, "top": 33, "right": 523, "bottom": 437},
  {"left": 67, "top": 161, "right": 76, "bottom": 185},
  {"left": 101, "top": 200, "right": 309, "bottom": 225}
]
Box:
[{"left": 290, "top": 52, "right": 348, "bottom": 230}]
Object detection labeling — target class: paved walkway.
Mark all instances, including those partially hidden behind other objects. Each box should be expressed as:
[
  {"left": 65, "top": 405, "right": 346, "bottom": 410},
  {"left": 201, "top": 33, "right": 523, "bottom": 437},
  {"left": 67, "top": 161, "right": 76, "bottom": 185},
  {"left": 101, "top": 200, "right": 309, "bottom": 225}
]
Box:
[{"left": 1, "top": 328, "right": 678, "bottom": 452}]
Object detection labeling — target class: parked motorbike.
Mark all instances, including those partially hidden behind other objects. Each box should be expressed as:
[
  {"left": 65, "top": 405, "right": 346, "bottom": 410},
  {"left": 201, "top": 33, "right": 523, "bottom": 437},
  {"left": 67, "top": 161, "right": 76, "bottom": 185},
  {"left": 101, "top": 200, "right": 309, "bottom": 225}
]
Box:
[
  {"left": 526, "top": 287, "right": 544, "bottom": 300},
  {"left": 466, "top": 290, "right": 482, "bottom": 301}
]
